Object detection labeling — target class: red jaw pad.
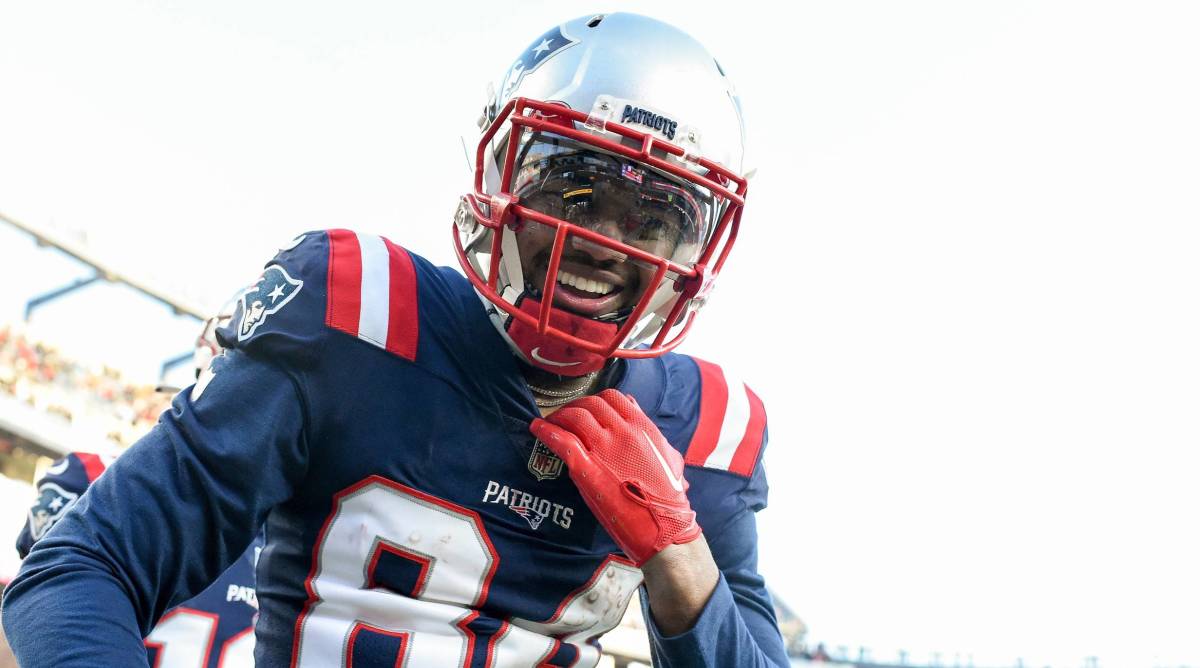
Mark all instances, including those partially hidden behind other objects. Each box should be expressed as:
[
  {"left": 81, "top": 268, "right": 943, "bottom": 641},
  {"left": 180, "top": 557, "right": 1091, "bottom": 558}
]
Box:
[{"left": 507, "top": 296, "right": 618, "bottom": 376}]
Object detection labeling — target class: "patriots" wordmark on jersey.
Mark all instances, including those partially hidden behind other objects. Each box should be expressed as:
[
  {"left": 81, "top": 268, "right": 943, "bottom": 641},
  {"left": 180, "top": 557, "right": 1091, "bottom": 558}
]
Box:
[{"left": 482, "top": 480, "right": 574, "bottom": 530}]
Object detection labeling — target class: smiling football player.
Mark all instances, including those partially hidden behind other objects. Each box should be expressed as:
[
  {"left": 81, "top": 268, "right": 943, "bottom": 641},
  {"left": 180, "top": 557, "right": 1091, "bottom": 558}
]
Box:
[{"left": 4, "top": 13, "right": 786, "bottom": 667}]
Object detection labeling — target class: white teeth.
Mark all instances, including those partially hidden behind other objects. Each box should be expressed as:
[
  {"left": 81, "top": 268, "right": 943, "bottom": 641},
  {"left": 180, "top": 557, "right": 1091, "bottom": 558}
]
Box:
[{"left": 556, "top": 270, "right": 614, "bottom": 296}]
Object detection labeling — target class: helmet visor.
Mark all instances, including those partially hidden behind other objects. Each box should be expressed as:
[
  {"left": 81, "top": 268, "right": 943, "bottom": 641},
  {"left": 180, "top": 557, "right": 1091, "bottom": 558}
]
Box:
[{"left": 511, "top": 132, "right": 716, "bottom": 265}]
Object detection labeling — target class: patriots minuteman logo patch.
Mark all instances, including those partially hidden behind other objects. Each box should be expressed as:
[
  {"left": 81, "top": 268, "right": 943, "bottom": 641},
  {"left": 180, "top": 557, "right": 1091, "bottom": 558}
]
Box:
[
  {"left": 29, "top": 482, "right": 79, "bottom": 540},
  {"left": 527, "top": 440, "right": 564, "bottom": 481},
  {"left": 238, "top": 264, "right": 303, "bottom": 341}
]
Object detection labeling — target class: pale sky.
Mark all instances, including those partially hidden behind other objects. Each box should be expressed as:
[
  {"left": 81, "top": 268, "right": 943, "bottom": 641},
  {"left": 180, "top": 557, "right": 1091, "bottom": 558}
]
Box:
[{"left": 2, "top": 1, "right": 1198, "bottom": 666}]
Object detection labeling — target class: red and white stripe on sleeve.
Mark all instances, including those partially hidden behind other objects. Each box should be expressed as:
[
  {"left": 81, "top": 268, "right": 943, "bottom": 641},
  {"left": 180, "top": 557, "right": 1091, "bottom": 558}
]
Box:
[
  {"left": 325, "top": 229, "right": 420, "bottom": 361},
  {"left": 684, "top": 357, "right": 767, "bottom": 477},
  {"left": 74, "top": 452, "right": 111, "bottom": 482}
]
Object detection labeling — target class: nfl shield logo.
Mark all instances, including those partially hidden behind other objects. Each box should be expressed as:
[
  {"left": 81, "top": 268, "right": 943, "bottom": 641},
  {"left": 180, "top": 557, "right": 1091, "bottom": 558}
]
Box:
[{"left": 528, "top": 440, "right": 563, "bottom": 481}]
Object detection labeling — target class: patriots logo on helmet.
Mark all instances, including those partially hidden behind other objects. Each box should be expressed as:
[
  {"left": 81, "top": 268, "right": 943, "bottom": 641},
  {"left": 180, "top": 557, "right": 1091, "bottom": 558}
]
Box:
[
  {"left": 237, "top": 264, "right": 304, "bottom": 341},
  {"left": 28, "top": 482, "right": 79, "bottom": 540},
  {"left": 500, "top": 25, "right": 579, "bottom": 97}
]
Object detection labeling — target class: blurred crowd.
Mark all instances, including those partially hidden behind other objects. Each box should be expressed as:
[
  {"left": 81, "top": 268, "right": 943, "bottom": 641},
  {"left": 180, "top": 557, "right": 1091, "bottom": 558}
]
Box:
[
  {"left": 798, "top": 643, "right": 835, "bottom": 662},
  {"left": 0, "top": 323, "right": 170, "bottom": 448}
]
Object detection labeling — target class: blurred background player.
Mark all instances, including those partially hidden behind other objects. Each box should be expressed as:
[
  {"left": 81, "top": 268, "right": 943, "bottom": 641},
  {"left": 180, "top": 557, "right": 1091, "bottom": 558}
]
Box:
[
  {"left": 0, "top": 312, "right": 261, "bottom": 668},
  {"left": 0, "top": 621, "right": 11, "bottom": 668}
]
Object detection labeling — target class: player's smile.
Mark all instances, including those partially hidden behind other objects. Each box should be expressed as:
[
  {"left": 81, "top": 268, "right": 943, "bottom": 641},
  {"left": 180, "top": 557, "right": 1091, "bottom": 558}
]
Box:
[
  {"left": 526, "top": 246, "right": 641, "bottom": 318},
  {"left": 517, "top": 219, "right": 647, "bottom": 318}
]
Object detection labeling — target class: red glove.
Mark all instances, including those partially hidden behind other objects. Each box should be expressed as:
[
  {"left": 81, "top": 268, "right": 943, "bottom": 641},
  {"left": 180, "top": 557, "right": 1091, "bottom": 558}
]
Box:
[{"left": 530, "top": 389, "right": 702, "bottom": 565}]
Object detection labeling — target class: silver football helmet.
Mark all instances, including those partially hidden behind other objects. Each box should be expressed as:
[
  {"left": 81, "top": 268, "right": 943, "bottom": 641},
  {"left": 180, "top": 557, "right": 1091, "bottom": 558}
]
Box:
[{"left": 454, "top": 12, "right": 749, "bottom": 376}]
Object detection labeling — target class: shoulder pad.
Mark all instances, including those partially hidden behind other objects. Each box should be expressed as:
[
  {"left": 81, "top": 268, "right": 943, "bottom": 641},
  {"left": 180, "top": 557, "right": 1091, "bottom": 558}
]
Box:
[
  {"left": 18, "top": 452, "right": 113, "bottom": 555},
  {"left": 683, "top": 357, "right": 767, "bottom": 477},
  {"left": 39, "top": 451, "right": 111, "bottom": 493},
  {"left": 219, "top": 230, "right": 420, "bottom": 362},
  {"left": 324, "top": 229, "right": 419, "bottom": 361}
]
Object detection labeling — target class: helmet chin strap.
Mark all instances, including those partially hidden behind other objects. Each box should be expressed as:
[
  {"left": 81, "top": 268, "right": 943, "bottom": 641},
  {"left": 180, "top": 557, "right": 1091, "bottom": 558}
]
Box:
[
  {"left": 505, "top": 293, "right": 618, "bottom": 377},
  {"left": 472, "top": 282, "right": 618, "bottom": 379},
  {"left": 482, "top": 225, "right": 616, "bottom": 377}
]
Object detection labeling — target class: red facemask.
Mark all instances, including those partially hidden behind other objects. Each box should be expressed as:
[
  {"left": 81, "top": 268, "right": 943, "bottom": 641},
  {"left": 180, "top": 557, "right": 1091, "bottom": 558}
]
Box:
[{"left": 454, "top": 97, "right": 747, "bottom": 375}]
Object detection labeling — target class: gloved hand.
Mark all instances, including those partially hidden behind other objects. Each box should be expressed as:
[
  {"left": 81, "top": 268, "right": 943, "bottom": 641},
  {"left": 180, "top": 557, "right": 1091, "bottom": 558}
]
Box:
[{"left": 530, "top": 389, "right": 701, "bottom": 565}]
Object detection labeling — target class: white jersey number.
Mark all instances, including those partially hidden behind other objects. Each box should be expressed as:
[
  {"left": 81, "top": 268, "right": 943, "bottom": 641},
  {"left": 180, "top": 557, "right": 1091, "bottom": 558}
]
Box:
[
  {"left": 292, "top": 476, "right": 642, "bottom": 668},
  {"left": 144, "top": 608, "right": 255, "bottom": 668}
]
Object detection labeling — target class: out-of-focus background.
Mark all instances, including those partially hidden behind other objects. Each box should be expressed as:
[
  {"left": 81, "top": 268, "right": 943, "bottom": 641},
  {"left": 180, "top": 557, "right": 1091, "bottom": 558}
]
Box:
[{"left": 1, "top": 1, "right": 1197, "bottom": 666}]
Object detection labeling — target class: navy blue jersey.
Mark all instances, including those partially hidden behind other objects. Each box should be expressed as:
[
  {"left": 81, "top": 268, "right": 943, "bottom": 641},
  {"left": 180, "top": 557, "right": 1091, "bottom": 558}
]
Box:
[
  {"left": 3, "top": 230, "right": 787, "bottom": 667},
  {"left": 14, "top": 452, "right": 262, "bottom": 668}
]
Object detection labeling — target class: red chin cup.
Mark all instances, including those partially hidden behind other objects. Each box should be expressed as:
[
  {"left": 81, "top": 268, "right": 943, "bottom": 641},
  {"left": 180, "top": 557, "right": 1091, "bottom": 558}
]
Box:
[
  {"left": 452, "top": 96, "right": 749, "bottom": 364},
  {"left": 507, "top": 296, "right": 617, "bottom": 376}
]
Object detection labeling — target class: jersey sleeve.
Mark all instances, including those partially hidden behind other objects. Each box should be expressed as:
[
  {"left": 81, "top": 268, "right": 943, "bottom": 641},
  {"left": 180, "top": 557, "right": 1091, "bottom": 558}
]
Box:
[
  {"left": 1, "top": 233, "right": 330, "bottom": 668},
  {"left": 14, "top": 452, "right": 110, "bottom": 559},
  {"left": 641, "top": 499, "right": 788, "bottom": 667},
  {"left": 643, "top": 355, "right": 787, "bottom": 666}
]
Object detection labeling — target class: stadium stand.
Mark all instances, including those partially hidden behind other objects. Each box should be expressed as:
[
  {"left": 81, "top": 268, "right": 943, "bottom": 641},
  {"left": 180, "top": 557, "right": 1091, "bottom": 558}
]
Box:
[{"left": 0, "top": 322, "right": 170, "bottom": 455}]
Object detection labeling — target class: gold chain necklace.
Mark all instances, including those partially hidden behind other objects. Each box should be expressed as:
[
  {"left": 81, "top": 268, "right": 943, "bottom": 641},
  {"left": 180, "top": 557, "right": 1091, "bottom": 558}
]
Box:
[{"left": 527, "top": 370, "right": 600, "bottom": 407}]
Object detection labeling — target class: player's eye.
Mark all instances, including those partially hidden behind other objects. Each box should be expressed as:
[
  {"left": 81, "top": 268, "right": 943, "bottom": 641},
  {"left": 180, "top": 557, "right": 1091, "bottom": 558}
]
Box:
[{"left": 634, "top": 215, "right": 683, "bottom": 245}]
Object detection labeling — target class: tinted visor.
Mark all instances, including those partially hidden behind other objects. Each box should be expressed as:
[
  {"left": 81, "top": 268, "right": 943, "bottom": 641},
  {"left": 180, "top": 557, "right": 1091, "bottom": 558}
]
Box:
[{"left": 511, "top": 133, "right": 715, "bottom": 265}]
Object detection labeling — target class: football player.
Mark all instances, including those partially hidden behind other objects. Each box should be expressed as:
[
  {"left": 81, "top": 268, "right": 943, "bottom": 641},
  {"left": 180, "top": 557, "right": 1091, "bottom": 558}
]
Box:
[
  {"left": 8, "top": 452, "right": 262, "bottom": 668},
  {"left": 0, "top": 312, "right": 262, "bottom": 668},
  {"left": 4, "top": 13, "right": 788, "bottom": 667}
]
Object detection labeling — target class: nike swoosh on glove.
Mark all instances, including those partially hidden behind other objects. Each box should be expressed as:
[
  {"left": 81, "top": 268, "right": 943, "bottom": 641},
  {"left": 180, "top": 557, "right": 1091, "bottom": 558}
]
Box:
[{"left": 530, "top": 389, "right": 702, "bottom": 565}]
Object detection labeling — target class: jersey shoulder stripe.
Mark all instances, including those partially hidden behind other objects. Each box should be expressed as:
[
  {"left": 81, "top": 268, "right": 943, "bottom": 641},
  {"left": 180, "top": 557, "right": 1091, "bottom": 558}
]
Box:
[
  {"left": 74, "top": 452, "right": 110, "bottom": 482},
  {"left": 683, "top": 357, "right": 767, "bottom": 477},
  {"left": 325, "top": 229, "right": 419, "bottom": 361}
]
